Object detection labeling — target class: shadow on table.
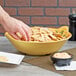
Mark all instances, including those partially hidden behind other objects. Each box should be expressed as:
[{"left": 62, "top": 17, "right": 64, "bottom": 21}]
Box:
[{"left": 0, "top": 63, "right": 18, "bottom": 68}]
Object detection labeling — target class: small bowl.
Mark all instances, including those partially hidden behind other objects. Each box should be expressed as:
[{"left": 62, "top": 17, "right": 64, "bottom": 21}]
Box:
[{"left": 51, "top": 52, "right": 73, "bottom": 66}]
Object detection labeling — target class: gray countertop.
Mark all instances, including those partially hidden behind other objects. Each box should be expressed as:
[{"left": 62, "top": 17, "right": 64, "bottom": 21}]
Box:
[{"left": 0, "top": 37, "right": 76, "bottom": 76}]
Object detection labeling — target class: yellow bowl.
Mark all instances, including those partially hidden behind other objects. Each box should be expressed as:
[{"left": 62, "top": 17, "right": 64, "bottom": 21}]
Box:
[{"left": 5, "top": 32, "right": 72, "bottom": 55}]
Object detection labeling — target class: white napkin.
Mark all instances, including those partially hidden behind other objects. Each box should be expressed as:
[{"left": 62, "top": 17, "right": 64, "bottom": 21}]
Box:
[
  {"left": 55, "top": 61, "right": 76, "bottom": 70},
  {"left": 0, "top": 52, "right": 24, "bottom": 65}
]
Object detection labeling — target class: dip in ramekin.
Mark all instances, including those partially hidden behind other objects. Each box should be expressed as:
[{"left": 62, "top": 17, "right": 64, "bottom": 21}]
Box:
[{"left": 51, "top": 52, "right": 73, "bottom": 66}]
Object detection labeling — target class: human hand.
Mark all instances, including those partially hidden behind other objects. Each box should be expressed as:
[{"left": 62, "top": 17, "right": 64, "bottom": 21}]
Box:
[
  {"left": 0, "top": 5, "right": 31, "bottom": 41},
  {"left": 0, "top": 6, "right": 31, "bottom": 41},
  {"left": 2, "top": 16, "right": 31, "bottom": 41}
]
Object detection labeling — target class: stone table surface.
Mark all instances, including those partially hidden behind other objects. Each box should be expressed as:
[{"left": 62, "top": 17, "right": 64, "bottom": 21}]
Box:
[{"left": 0, "top": 37, "right": 76, "bottom": 76}]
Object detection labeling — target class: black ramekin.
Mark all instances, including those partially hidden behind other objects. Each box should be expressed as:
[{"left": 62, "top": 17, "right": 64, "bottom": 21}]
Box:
[{"left": 51, "top": 52, "right": 73, "bottom": 66}]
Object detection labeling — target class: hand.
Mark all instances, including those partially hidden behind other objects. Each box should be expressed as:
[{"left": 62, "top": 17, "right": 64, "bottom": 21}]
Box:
[
  {"left": 0, "top": 6, "right": 31, "bottom": 41},
  {"left": 2, "top": 16, "right": 31, "bottom": 41}
]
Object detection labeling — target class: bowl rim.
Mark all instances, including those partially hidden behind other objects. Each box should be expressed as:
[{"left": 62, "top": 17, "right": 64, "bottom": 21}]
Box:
[{"left": 5, "top": 32, "right": 72, "bottom": 43}]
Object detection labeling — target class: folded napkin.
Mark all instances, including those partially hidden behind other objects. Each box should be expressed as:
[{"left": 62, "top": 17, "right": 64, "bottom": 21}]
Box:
[{"left": 55, "top": 61, "right": 76, "bottom": 70}]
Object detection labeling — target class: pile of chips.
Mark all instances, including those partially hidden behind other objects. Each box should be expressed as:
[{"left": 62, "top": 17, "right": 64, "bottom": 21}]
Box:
[
  {"left": 16, "top": 26, "right": 71, "bottom": 42},
  {"left": 30, "top": 26, "right": 70, "bottom": 42}
]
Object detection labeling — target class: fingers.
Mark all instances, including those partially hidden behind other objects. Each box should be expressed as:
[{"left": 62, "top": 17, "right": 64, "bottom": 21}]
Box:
[
  {"left": 20, "top": 21, "right": 32, "bottom": 35},
  {"left": 16, "top": 32, "right": 22, "bottom": 39},
  {"left": 22, "top": 25, "right": 31, "bottom": 41},
  {"left": 11, "top": 33, "right": 20, "bottom": 40},
  {"left": 7, "top": 19, "right": 31, "bottom": 41},
  {"left": 22, "top": 27, "right": 30, "bottom": 41},
  {"left": 18, "top": 22, "right": 31, "bottom": 41},
  {"left": 18, "top": 28, "right": 28, "bottom": 41},
  {"left": 23, "top": 25, "right": 32, "bottom": 36}
]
